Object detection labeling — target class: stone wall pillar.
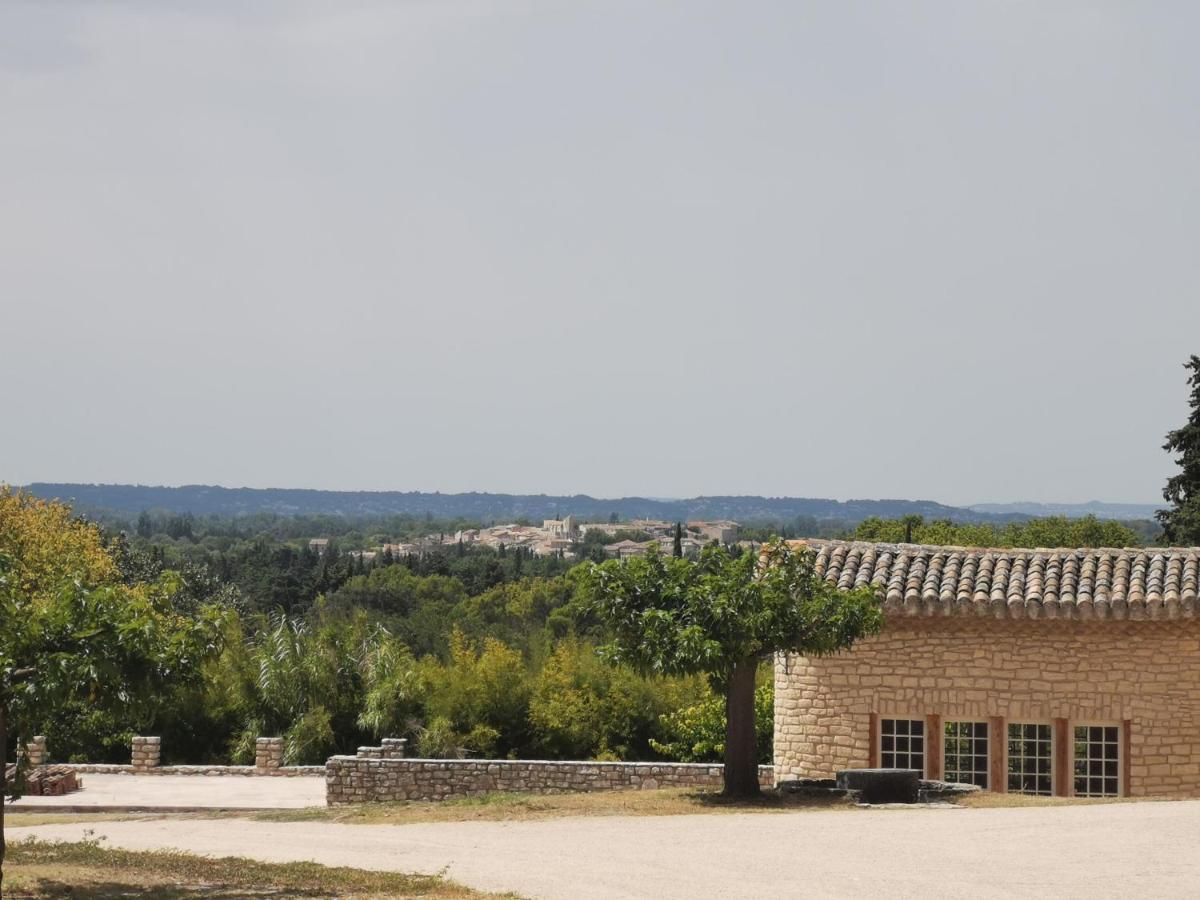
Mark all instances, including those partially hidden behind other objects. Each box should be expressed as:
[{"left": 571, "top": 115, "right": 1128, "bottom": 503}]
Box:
[
  {"left": 131, "top": 736, "right": 161, "bottom": 770},
  {"left": 255, "top": 737, "right": 284, "bottom": 770},
  {"left": 25, "top": 736, "right": 48, "bottom": 767},
  {"left": 381, "top": 738, "right": 407, "bottom": 759}
]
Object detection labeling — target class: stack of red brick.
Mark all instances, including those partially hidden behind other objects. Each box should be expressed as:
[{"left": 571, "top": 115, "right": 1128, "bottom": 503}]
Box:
[{"left": 4, "top": 764, "right": 81, "bottom": 796}]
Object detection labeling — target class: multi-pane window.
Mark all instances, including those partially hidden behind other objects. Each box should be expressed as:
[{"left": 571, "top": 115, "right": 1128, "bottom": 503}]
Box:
[
  {"left": 881, "top": 718, "right": 925, "bottom": 773},
  {"left": 1007, "top": 723, "right": 1053, "bottom": 795},
  {"left": 1074, "top": 725, "right": 1120, "bottom": 797},
  {"left": 944, "top": 721, "right": 989, "bottom": 788}
]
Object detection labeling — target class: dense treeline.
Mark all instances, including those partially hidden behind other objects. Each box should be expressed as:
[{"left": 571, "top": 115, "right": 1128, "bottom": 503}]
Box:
[
  {"left": 37, "top": 528, "right": 736, "bottom": 767},
  {"left": 851, "top": 514, "right": 1149, "bottom": 548},
  {"left": 22, "top": 505, "right": 1164, "bottom": 768}
]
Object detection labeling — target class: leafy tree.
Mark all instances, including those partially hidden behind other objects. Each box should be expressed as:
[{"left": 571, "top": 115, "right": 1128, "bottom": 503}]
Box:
[
  {"left": 449, "top": 576, "right": 575, "bottom": 650},
  {"left": 1158, "top": 355, "right": 1200, "bottom": 544},
  {"left": 577, "top": 541, "right": 882, "bottom": 796},
  {"left": 418, "top": 629, "right": 530, "bottom": 757},
  {"left": 853, "top": 515, "right": 1142, "bottom": 549},
  {"left": 651, "top": 679, "right": 774, "bottom": 764},
  {"left": 324, "top": 566, "right": 467, "bottom": 656},
  {"left": 0, "top": 489, "right": 225, "bottom": 890},
  {"left": 357, "top": 635, "right": 422, "bottom": 739},
  {"left": 216, "top": 614, "right": 389, "bottom": 765},
  {"left": 528, "top": 639, "right": 700, "bottom": 760}
]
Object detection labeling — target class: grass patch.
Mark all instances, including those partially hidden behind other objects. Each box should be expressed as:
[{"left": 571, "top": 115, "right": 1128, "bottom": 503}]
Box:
[
  {"left": 956, "top": 792, "right": 1162, "bottom": 809},
  {"left": 3, "top": 835, "right": 508, "bottom": 898},
  {"left": 5, "top": 813, "right": 133, "bottom": 828},
  {"left": 254, "top": 787, "right": 854, "bottom": 825}
]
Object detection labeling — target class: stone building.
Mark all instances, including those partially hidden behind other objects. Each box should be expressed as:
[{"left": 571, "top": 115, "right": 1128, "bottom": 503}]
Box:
[{"left": 775, "top": 539, "right": 1200, "bottom": 798}]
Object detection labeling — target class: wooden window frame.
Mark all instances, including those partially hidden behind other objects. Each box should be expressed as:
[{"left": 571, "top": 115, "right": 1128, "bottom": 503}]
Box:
[
  {"left": 1006, "top": 721, "right": 1055, "bottom": 796},
  {"left": 878, "top": 715, "right": 928, "bottom": 777},
  {"left": 1071, "top": 721, "right": 1123, "bottom": 799},
  {"left": 942, "top": 719, "right": 991, "bottom": 789}
]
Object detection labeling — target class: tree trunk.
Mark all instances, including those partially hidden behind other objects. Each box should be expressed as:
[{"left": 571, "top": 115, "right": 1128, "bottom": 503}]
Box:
[
  {"left": 722, "top": 658, "right": 761, "bottom": 797},
  {"left": 1, "top": 701, "right": 7, "bottom": 894}
]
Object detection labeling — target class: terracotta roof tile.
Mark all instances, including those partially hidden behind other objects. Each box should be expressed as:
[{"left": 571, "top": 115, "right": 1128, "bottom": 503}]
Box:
[{"left": 798, "top": 540, "right": 1200, "bottom": 621}]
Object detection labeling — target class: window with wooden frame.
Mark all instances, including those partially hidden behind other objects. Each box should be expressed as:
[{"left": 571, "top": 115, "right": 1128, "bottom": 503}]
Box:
[
  {"left": 1073, "top": 724, "right": 1120, "bottom": 798},
  {"left": 880, "top": 717, "right": 925, "bottom": 773},
  {"left": 943, "top": 720, "right": 989, "bottom": 788},
  {"left": 1007, "top": 722, "right": 1053, "bottom": 795}
]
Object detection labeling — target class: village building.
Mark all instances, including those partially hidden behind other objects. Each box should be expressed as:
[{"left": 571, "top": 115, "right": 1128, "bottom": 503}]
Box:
[
  {"left": 604, "top": 539, "right": 656, "bottom": 560},
  {"left": 688, "top": 520, "right": 740, "bottom": 543},
  {"left": 542, "top": 516, "right": 579, "bottom": 539},
  {"left": 774, "top": 539, "right": 1200, "bottom": 798}
]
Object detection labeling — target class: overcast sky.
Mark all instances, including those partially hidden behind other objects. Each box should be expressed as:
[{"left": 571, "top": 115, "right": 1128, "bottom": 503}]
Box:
[{"left": 2, "top": 1, "right": 1197, "bottom": 505}]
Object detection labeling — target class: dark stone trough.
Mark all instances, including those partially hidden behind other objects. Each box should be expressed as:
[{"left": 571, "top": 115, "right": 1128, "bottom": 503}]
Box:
[{"left": 836, "top": 768, "right": 921, "bottom": 803}]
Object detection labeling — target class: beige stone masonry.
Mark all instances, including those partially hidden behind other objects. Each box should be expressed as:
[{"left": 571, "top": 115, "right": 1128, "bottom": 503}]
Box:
[
  {"left": 25, "top": 735, "right": 48, "bottom": 767},
  {"left": 255, "top": 737, "right": 284, "bottom": 770},
  {"left": 130, "top": 736, "right": 161, "bottom": 770},
  {"left": 326, "top": 758, "right": 775, "bottom": 804},
  {"left": 774, "top": 618, "right": 1200, "bottom": 797}
]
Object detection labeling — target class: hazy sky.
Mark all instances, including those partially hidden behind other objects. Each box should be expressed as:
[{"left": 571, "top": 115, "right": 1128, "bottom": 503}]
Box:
[{"left": 3, "top": 1, "right": 1197, "bottom": 505}]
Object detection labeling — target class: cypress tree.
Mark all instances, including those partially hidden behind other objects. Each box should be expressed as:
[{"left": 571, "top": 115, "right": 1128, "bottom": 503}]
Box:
[
  {"left": 1158, "top": 355, "right": 1200, "bottom": 544},
  {"left": 673, "top": 522, "right": 683, "bottom": 558}
]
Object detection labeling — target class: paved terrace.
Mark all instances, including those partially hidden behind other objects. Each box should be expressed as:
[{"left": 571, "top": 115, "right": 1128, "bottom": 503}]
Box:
[{"left": 10, "top": 773, "right": 325, "bottom": 811}]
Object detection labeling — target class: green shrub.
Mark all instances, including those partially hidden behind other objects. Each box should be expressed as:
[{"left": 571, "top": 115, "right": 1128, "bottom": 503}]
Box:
[{"left": 650, "top": 681, "right": 774, "bottom": 764}]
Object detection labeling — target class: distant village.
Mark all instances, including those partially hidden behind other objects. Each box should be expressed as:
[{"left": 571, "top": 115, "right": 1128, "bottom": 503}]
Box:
[{"left": 307, "top": 518, "right": 742, "bottom": 563}]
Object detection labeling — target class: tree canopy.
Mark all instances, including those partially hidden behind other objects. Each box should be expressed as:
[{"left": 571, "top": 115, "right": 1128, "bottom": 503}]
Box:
[
  {"left": 852, "top": 514, "right": 1143, "bottom": 548},
  {"left": 577, "top": 541, "right": 882, "bottom": 795},
  {"left": 0, "top": 488, "right": 226, "bottom": 889},
  {"left": 1158, "top": 355, "right": 1200, "bottom": 544}
]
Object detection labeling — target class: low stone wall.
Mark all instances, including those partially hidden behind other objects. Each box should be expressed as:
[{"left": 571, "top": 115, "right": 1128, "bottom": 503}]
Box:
[
  {"left": 326, "top": 757, "right": 775, "bottom": 804},
  {"left": 59, "top": 763, "right": 324, "bottom": 777},
  {"left": 29, "top": 734, "right": 322, "bottom": 777}
]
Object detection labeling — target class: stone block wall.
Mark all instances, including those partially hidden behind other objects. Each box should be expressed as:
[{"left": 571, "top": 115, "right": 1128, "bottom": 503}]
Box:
[
  {"left": 130, "top": 736, "right": 161, "bottom": 770},
  {"left": 774, "top": 618, "right": 1200, "bottom": 797},
  {"left": 326, "top": 757, "right": 774, "bottom": 804},
  {"left": 355, "top": 738, "right": 407, "bottom": 760},
  {"left": 48, "top": 734, "right": 321, "bottom": 777},
  {"left": 60, "top": 763, "right": 325, "bottom": 777},
  {"left": 255, "top": 737, "right": 283, "bottom": 770},
  {"left": 25, "top": 736, "right": 48, "bottom": 767}
]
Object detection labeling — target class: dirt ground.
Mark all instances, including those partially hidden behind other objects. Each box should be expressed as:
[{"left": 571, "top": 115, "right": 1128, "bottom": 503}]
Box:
[{"left": 12, "top": 798, "right": 1200, "bottom": 899}]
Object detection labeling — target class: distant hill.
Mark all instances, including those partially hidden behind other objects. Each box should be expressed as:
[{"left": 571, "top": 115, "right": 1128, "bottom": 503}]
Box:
[
  {"left": 967, "top": 501, "right": 1162, "bottom": 521},
  {"left": 23, "top": 482, "right": 1052, "bottom": 526}
]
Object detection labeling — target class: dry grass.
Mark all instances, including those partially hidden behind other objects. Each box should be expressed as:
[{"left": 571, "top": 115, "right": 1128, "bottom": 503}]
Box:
[
  {"left": 955, "top": 791, "right": 1166, "bottom": 810},
  {"left": 3, "top": 835, "right": 510, "bottom": 898},
  {"left": 5, "top": 813, "right": 134, "bottom": 828},
  {"left": 253, "top": 787, "right": 854, "bottom": 826}
]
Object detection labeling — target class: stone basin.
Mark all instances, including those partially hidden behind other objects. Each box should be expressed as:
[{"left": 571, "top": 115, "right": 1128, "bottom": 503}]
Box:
[{"left": 836, "top": 768, "right": 921, "bottom": 803}]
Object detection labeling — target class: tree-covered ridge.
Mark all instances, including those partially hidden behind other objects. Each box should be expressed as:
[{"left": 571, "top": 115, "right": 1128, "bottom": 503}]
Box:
[{"left": 26, "top": 482, "right": 1084, "bottom": 526}]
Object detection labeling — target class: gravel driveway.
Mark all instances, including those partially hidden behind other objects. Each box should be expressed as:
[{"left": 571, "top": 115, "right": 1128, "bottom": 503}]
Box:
[{"left": 13, "top": 800, "right": 1200, "bottom": 899}]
